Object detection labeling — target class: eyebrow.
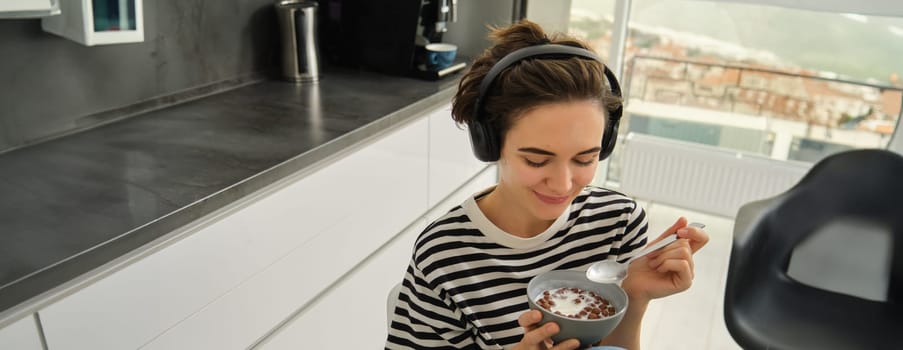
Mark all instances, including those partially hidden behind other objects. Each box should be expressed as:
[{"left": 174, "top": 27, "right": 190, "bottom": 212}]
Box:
[{"left": 517, "top": 146, "right": 602, "bottom": 156}]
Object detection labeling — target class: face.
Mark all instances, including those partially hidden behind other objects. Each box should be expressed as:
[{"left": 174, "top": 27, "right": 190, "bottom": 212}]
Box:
[{"left": 495, "top": 99, "right": 606, "bottom": 222}]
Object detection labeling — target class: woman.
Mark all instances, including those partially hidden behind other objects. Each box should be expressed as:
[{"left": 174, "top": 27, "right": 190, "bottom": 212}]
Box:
[{"left": 386, "top": 20, "right": 708, "bottom": 350}]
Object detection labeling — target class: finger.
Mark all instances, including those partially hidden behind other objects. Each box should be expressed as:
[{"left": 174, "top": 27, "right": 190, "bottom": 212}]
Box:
[
  {"left": 550, "top": 339, "right": 581, "bottom": 350},
  {"left": 648, "top": 241, "right": 693, "bottom": 271},
  {"left": 656, "top": 259, "right": 694, "bottom": 289},
  {"left": 676, "top": 225, "right": 710, "bottom": 253},
  {"left": 518, "top": 309, "right": 543, "bottom": 329},
  {"left": 644, "top": 235, "right": 691, "bottom": 261},
  {"left": 522, "top": 322, "right": 560, "bottom": 346},
  {"left": 650, "top": 217, "right": 688, "bottom": 243}
]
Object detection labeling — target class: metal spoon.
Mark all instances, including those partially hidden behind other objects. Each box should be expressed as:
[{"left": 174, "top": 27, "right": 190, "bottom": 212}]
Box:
[{"left": 586, "top": 222, "right": 706, "bottom": 284}]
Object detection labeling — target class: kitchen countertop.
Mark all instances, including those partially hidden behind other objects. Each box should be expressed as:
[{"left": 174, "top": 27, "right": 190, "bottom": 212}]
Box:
[{"left": 0, "top": 66, "right": 458, "bottom": 319}]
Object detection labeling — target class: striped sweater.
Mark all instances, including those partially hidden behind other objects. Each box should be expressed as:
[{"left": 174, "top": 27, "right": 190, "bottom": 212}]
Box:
[{"left": 386, "top": 186, "right": 649, "bottom": 349}]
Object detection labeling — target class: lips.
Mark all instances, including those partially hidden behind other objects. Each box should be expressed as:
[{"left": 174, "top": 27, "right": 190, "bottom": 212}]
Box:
[{"left": 534, "top": 191, "right": 569, "bottom": 205}]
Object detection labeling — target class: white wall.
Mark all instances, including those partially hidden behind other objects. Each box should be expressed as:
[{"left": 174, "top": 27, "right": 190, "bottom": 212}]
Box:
[
  {"left": 444, "top": 0, "right": 518, "bottom": 58},
  {"left": 525, "top": 0, "right": 572, "bottom": 35}
]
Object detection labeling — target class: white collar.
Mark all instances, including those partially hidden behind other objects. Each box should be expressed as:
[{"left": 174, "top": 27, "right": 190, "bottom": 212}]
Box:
[{"left": 462, "top": 186, "right": 571, "bottom": 249}]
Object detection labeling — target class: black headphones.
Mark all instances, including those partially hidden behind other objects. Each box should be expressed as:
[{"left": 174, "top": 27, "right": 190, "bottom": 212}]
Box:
[{"left": 469, "top": 44, "right": 623, "bottom": 162}]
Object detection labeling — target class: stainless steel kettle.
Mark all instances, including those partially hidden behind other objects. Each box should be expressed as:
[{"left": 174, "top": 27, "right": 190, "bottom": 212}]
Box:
[{"left": 275, "top": 0, "right": 319, "bottom": 83}]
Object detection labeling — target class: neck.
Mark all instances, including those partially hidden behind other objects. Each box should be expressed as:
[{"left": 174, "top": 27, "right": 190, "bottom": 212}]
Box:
[{"left": 477, "top": 185, "right": 555, "bottom": 238}]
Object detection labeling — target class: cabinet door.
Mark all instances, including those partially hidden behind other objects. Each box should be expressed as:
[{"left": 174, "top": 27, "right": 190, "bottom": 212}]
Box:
[
  {"left": 428, "top": 104, "right": 490, "bottom": 208},
  {"left": 39, "top": 117, "right": 429, "bottom": 350},
  {"left": 41, "top": 0, "right": 144, "bottom": 46},
  {"left": 0, "top": 315, "right": 42, "bottom": 350},
  {"left": 255, "top": 217, "right": 427, "bottom": 350},
  {"left": 256, "top": 165, "right": 497, "bottom": 349}
]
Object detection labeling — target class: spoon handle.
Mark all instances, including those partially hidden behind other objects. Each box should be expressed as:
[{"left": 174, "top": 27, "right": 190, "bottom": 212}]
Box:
[
  {"left": 634, "top": 234, "right": 678, "bottom": 260},
  {"left": 630, "top": 222, "right": 705, "bottom": 262}
]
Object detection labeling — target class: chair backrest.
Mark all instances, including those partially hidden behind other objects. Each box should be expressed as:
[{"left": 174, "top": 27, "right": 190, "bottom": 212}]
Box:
[{"left": 725, "top": 149, "right": 903, "bottom": 349}]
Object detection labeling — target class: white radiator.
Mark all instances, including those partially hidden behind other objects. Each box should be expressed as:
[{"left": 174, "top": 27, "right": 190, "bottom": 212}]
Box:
[{"left": 617, "top": 133, "right": 811, "bottom": 218}]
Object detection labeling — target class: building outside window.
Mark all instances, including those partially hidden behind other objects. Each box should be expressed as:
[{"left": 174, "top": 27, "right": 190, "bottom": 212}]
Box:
[{"left": 568, "top": 0, "right": 903, "bottom": 184}]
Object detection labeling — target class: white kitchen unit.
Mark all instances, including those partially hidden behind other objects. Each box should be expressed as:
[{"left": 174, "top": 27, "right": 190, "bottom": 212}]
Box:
[
  {"left": 254, "top": 166, "right": 496, "bottom": 350},
  {"left": 39, "top": 116, "right": 428, "bottom": 349},
  {"left": 0, "top": 0, "right": 59, "bottom": 18},
  {"left": 41, "top": 0, "right": 143, "bottom": 46},
  {"left": 138, "top": 118, "right": 430, "bottom": 349},
  {"left": 37, "top": 100, "right": 492, "bottom": 350},
  {"left": 252, "top": 216, "right": 429, "bottom": 350},
  {"left": 0, "top": 314, "right": 43, "bottom": 350}
]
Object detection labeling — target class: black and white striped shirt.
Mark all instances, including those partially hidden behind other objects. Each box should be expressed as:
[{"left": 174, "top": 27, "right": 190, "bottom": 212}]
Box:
[{"left": 386, "top": 186, "right": 648, "bottom": 349}]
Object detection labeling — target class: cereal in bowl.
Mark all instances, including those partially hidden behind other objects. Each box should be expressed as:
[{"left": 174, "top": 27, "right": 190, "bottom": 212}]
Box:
[{"left": 534, "top": 287, "right": 616, "bottom": 320}]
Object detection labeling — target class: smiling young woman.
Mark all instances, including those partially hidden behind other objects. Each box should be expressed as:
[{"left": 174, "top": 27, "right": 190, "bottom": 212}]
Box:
[
  {"left": 386, "top": 20, "right": 709, "bottom": 350},
  {"left": 479, "top": 100, "right": 606, "bottom": 237}
]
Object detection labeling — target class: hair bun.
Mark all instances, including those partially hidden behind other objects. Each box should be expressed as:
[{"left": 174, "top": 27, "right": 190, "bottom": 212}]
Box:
[
  {"left": 451, "top": 20, "right": 609, "bottom": 129},
  {"left": 488, "top": 20, "right": 549, "bottom": 50}
]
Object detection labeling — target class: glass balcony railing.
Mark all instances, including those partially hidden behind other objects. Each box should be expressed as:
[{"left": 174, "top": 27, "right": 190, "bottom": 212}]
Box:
[{"left": 603, "top": 55, "right": 903, "bottom": 184}]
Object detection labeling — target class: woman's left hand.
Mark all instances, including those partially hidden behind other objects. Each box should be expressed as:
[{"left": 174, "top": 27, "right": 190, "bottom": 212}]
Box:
[{"left": 621, "top": 217, "right": 710, "bottom": 303}]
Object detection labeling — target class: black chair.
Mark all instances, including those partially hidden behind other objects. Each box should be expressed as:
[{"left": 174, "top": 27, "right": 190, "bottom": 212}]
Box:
[{"left": 725, "top": 149, "right": 903, "bottom": 349}]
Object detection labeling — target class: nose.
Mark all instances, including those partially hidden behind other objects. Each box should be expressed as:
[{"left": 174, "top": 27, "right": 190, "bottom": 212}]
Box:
[{"left": 545, "top": 163, "right": 574, "bottom": 195}]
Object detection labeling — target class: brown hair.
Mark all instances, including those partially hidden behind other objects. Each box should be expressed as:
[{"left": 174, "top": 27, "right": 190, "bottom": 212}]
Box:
[{"left": 451, "top": 20, "right": 621, "bottom": 144}]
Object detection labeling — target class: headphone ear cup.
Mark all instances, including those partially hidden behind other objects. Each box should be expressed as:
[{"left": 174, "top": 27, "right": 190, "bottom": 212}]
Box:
[
  {"left": 599, "top": 65, "right": 622, "bottom": 161},
  {"left": 598, "top": 114, "right": 621, "bottom": 161},
  {"left": 598, "top": 121, "right": 618, "bottom": 161},
  {"left": 468, "top": 120, "right": 499, "bottom": 162}
]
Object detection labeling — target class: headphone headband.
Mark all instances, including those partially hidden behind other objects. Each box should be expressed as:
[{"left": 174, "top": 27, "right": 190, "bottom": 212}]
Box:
[
  {"left": 476, "top": 44, "right": 609, "bottom": 111},
  {"left": 468, "top": 44, "right": 623, "bottom": 162}
]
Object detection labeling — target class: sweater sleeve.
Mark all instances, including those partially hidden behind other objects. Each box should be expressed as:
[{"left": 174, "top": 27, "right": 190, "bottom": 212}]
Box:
[
  {"left": 385, "top": 262, "right": 480, "bottom": 349},
  {"left": 616, "top": 200, "right": 649, "bottom": 262}
]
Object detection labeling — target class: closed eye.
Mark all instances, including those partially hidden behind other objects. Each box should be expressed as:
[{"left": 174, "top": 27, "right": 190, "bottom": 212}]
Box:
[
  {"left": 574, "top": 158, "right": 596, "bottom": 166},
  {"left": 525, "top": 158, "right": 549, "bottom": 167}
]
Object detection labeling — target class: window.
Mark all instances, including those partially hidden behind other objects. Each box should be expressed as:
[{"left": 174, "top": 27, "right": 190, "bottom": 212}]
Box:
[
  {"left": 570, "top": 0, "right": 903, "bottom": 184},
  {"left": 93, "top": 0, "right": 137, "bottom": 32},
  {"left": 568, "top": 0, "right": 617, "bottom": 62}
]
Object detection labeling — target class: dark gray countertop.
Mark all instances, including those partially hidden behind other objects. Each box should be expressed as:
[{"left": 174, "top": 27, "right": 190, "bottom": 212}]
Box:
[{"left": 0, "top": 67, "right": 457, "bottom": 316}]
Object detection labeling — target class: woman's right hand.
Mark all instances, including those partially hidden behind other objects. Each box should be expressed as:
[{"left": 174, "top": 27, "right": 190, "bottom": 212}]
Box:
[{"left": 512, "top": 310, "right": 581, "bottom": 350}]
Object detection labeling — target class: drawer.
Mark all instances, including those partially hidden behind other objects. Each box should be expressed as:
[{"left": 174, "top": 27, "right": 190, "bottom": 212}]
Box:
[
  {"left": 0, "top": 315, "right": 43, "bottom": 350},
  {"left": 256, "top": 165, "right": 497, "bottom": 349},
  {"left": 255, "top": 217, "right": 428, "bottom": 350}
]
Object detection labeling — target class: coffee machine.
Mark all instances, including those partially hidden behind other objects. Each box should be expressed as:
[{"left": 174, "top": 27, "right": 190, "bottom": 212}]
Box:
[
  {"left": 316, "top": 0, "right": 467, "bottom": 80},
  {"left": 418, "top": 0, "right": 455, "bottom": 43}
]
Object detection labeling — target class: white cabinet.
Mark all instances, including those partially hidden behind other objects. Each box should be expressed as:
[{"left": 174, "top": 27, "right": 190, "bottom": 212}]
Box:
[
  {"left": 140, "top": 118, "right": 430, "bottom": 349},
  {"left": 256, "top": 166, "right": 497, "bottom": 349},
  {"left": 255, "top": 217, "right": 428, "bottom": 350},
  {"left": 0, "top": 0, "right": 59, "bottom": 18},
  {"left": 427, "top": 104, "right": 489, "bottom": 208},
  {"left": 35, "top": 101, "right": 494, "bottom": 350},
  {"left": 0, "top": 315, "right": 43, "bottom": 350},
  {"left": 41, "top": 0, "right": 144, "bottom": 45},
  {"left": 39, "top": 117, "right": 429, "bottom": 350}
]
